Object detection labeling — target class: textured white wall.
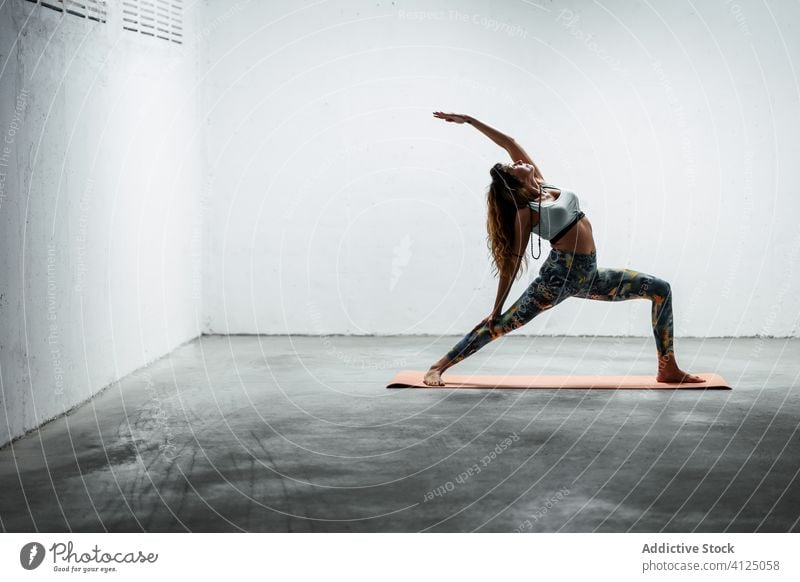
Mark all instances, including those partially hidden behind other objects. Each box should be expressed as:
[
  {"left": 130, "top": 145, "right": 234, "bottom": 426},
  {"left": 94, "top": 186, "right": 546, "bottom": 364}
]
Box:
[
  {"left": 3, "top": 1, "right": 799, "bottom": 448},
  {"left": 0, "top": 2, "right": 204, "bottom": 447},
  {"left": 201, "top": 0, "right": 800, "bottom": 339}
]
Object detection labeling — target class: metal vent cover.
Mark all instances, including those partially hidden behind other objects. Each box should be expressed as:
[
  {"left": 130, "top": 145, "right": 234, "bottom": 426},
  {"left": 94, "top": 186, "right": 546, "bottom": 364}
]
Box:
[
  {"left": 122, "top": 0, "right": 183, "bottom": 44},
  {"left": 25, "top": 0, "right": 109, "bottom": 23}
]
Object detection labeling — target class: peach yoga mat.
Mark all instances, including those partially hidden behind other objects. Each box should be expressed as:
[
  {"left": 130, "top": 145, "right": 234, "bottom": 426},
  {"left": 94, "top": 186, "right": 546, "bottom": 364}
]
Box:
[{"left": 386, "top": 370, "right": 731, "bottom": 390}]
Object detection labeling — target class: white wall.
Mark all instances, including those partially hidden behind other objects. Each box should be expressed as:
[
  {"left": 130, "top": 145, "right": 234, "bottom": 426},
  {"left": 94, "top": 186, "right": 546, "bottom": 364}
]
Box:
[
  {"left": 0, "top": 1, "right": 204, "bottom": 448},
  {"left": 2, "top": 0, "right": 798, "bottom": 447},
  {"left": 201, "top": 0, "right": 800, "bottom": 339}
]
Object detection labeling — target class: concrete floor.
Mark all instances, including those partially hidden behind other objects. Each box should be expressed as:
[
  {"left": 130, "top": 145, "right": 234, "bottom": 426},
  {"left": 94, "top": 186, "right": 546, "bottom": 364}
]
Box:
[{"left": 1, "top": 335, "right": 798, "bottom": 532}]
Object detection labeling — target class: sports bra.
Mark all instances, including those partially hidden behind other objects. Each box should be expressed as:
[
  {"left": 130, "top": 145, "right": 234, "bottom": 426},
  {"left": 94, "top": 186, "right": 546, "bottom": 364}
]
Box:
[{"left": 527, "top": 182, "right": 585, "bottom": 244}]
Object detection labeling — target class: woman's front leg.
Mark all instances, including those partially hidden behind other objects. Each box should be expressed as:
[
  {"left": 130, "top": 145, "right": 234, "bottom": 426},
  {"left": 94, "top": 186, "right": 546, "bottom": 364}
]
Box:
[{"left": 578, "top": 267, "right": 704, "bottom": 383}]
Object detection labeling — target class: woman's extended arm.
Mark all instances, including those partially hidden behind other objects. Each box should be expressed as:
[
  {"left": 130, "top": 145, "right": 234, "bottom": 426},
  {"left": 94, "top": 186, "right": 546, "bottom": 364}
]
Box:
[
  {"left": 432, "top": 112, "right": 545, "bottom": 181},
  {"left": 490, "top": 207, "right": 532, "bottom": 316},
  {"left": 491, "top": 261, "right": 521, "bottom": 316}
]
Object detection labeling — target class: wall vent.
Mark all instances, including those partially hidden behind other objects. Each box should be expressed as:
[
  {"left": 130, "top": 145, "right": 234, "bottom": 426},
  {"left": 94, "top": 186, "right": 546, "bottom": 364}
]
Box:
[
  {"left": 122, "top": 0, "right": 183, "bottom": 44},
  {"left": 24, "top": 0, "right": 108, "bottom": 23}
]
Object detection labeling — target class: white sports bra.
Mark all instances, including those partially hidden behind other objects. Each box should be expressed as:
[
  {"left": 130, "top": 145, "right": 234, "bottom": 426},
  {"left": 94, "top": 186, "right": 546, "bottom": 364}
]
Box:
[{"left": 527, "top": 183, "right": 585, "bottom": 243}]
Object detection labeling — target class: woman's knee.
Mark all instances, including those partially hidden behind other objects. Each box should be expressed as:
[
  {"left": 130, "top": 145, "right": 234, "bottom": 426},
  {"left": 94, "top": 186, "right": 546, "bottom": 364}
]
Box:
[
  {"left": 642, "top": 276, "right": 670, "bottom": 299},
  {"left": 651, "top": 278, "right": 671, "bottom": 299}
]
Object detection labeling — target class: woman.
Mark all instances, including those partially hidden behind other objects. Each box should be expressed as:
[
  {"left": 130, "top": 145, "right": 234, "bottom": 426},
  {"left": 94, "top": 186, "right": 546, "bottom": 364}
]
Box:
[{"left": 423, "top": 111, "right": 704, "bottom": 387}]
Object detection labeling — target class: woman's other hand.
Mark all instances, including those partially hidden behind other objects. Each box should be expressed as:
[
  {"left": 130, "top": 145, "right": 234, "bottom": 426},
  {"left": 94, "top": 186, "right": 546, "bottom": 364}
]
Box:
[
  {"left": 473, "top": 311, "right": 501, "bottom": 333},
  {"left": 433, "top": 111, "right": 471, "bottom": 124}
]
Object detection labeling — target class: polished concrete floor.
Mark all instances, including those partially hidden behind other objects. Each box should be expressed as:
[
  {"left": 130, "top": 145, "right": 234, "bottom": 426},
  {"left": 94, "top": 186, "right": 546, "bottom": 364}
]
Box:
[{"left": 1, "top": 335, "right": 798, "bottom": 532}]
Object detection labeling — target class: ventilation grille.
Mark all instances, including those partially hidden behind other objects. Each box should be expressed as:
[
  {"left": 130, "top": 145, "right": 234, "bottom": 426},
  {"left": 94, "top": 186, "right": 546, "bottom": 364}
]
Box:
[
  {"left": 25, "top": 0, "right": 108, "bottom": 23},
  {"left": 122, "top": 0, "right": 183, "bottom": 44}
]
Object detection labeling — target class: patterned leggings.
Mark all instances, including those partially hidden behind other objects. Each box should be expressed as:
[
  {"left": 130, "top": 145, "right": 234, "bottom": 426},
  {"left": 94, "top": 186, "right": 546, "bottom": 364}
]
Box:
[{"left": 440, "top": 249, "right": 675, "bottom": 368}]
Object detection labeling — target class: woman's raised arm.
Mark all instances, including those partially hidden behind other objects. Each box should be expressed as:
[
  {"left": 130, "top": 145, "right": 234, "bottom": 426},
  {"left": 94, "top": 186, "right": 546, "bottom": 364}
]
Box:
[{"left": 432, "top": 112, "right": 544, "bottom": 181}]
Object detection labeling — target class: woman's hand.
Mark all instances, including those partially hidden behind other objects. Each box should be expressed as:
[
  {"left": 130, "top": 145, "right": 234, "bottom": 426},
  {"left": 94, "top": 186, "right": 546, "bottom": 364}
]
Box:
[
  {"left": 433, "top": 111, "right": 471, "bottom": 124},
  {"left": 473, "top": 311, "right": 501, "bottom": 333}
]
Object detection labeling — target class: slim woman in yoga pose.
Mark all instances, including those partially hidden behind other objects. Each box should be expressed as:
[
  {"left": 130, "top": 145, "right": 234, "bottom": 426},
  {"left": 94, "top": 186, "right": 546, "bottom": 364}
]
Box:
[{"left": 423, "top": 112, "right": 704, "bottom": 387}]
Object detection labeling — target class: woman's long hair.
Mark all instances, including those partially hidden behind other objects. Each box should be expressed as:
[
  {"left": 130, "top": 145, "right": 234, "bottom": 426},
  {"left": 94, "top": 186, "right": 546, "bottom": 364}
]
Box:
[{"left": 486, "top": 162, "right": 540, "bottom": 279}]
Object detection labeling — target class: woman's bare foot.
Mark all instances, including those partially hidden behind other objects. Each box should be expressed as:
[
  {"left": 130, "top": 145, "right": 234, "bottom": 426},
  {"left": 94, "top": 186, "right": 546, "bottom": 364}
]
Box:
[
  {"left": 656, "top": 354, "right": 705, "bottom": 384},
  {"left": 657, "top": 369, "right": 706, "bottom": 383},
  {"left": 423, "top": 367, "right": 445, "bottom": 387}
]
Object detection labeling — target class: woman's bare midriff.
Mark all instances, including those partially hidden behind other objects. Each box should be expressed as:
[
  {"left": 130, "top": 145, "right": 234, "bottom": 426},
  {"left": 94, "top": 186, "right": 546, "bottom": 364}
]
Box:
[
  {"left": 530, "top": 186, "right": 596, "bottom": 255},
  {"left": 550, "top": 215, "right": 596, "bottom": 254}
]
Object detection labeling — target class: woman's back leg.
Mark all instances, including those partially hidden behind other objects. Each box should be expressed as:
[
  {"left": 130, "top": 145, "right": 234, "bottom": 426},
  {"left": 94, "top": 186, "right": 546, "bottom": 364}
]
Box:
[{"left": 432, "top": 272, "right": 571, "bottom": 371}]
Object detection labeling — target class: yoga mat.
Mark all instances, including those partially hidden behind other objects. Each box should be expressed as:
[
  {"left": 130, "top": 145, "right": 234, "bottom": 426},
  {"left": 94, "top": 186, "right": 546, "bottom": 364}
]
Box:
[{"left": 386, "top": 370, "right": 731, "bottom": 390}]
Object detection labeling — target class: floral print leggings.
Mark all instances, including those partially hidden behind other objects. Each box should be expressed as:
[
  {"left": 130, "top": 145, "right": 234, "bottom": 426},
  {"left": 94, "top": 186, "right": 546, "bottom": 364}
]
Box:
[{"left": 441, "top": 249, "right": 675, "bottom": 367}]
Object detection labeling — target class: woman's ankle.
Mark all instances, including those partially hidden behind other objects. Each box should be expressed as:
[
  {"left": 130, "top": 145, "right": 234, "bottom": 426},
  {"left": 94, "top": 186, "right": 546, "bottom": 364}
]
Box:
[{"left": 658, "top": 352, "right": 677, "bottom": 371}]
